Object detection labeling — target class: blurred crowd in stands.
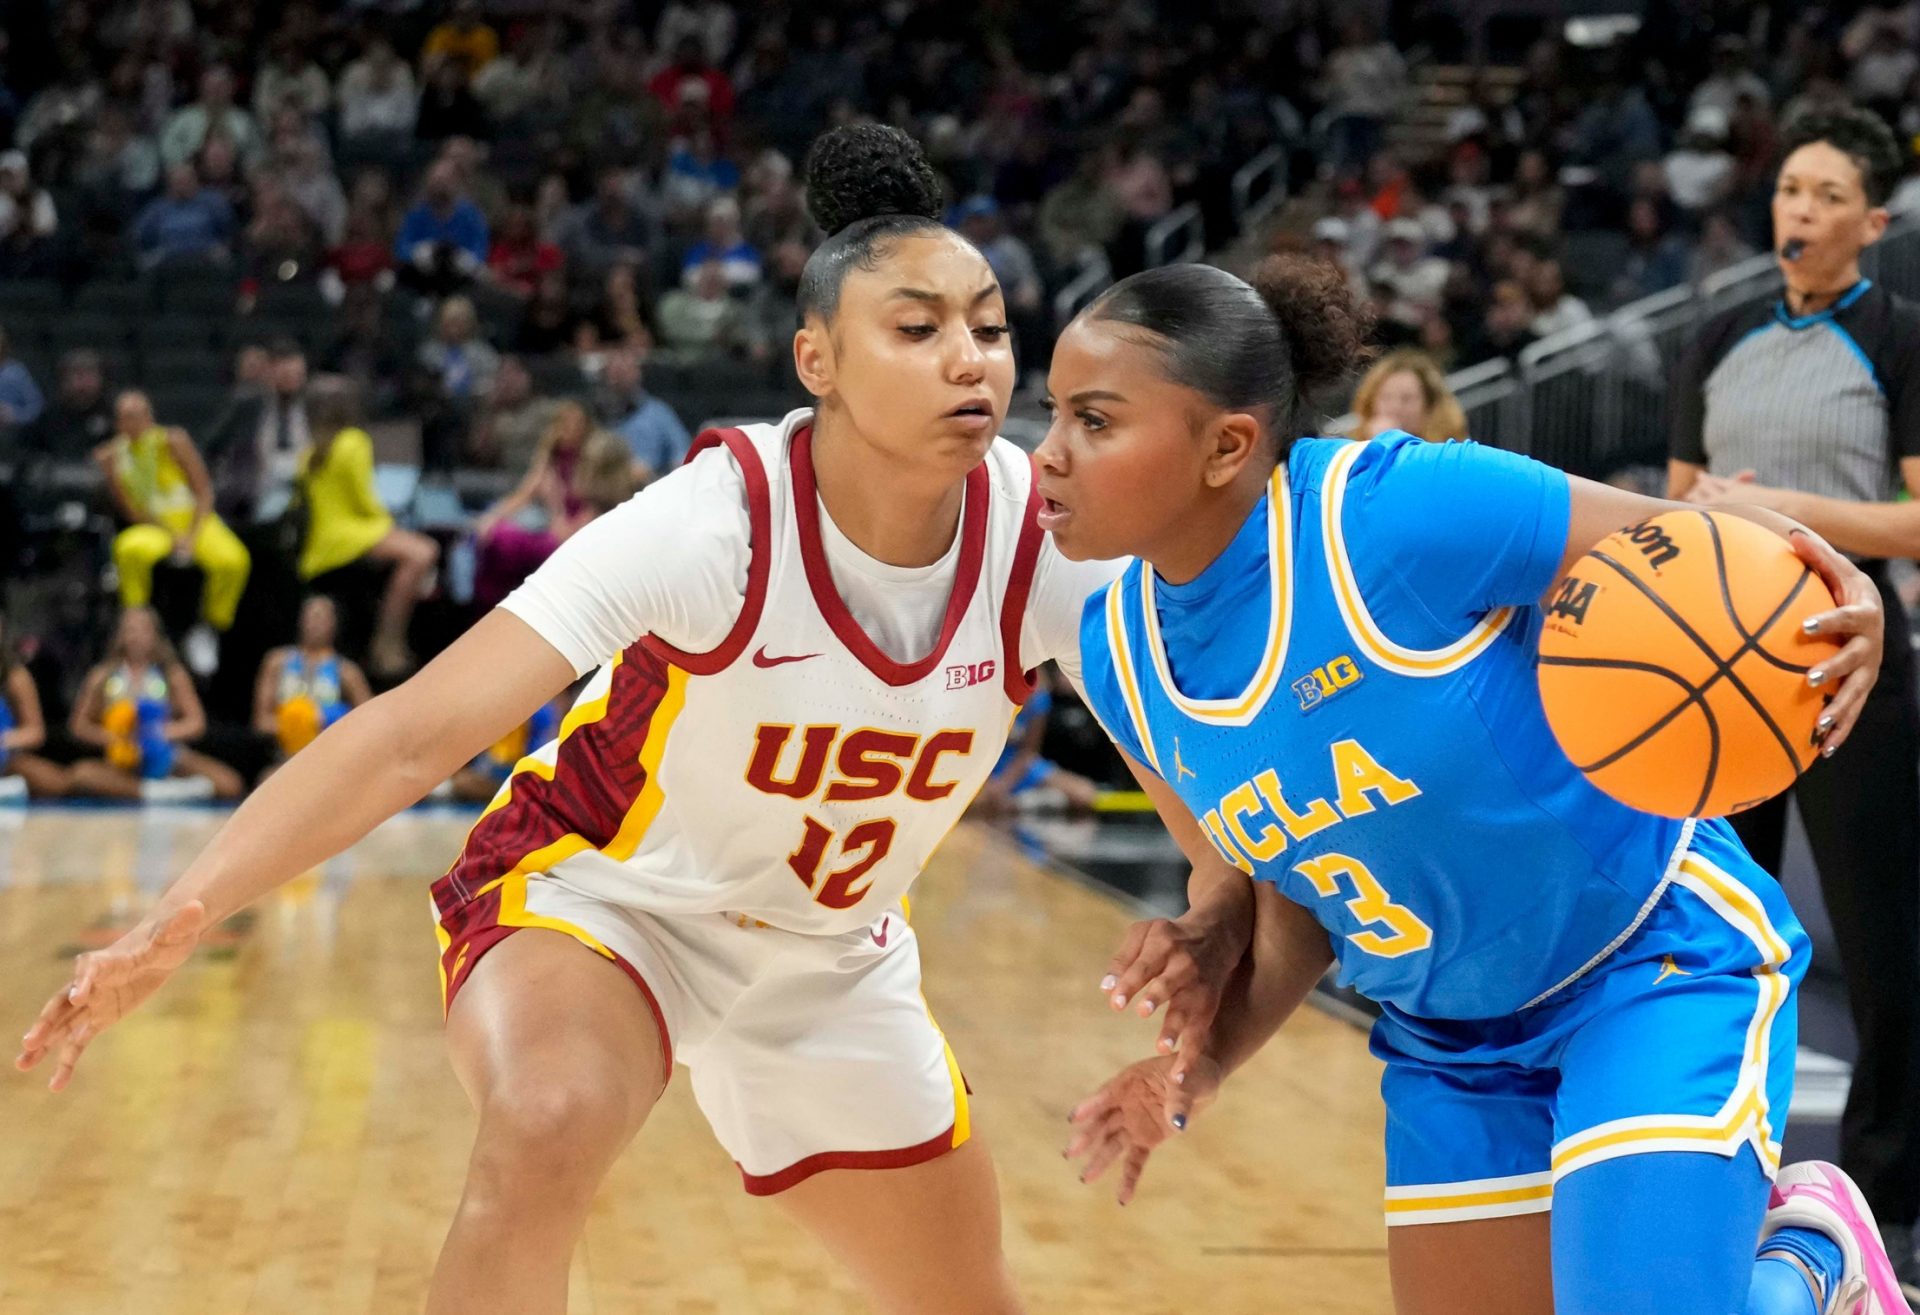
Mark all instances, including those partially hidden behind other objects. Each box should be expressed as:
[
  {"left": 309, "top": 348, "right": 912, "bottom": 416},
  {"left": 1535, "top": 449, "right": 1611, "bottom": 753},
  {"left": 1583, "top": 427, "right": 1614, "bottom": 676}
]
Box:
[{"left": 0, "top": 0, "right": 1914, "bottom": 799}]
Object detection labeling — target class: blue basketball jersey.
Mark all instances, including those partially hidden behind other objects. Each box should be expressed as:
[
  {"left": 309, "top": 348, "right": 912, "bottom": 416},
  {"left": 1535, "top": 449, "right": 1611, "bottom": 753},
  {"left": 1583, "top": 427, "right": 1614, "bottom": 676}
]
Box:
[
  {"left": 278, "top": 651, "right": 345, "bottom": 709},
  {"left": 1080, "top": 433, "right": 1708, "bottom": 1020}
]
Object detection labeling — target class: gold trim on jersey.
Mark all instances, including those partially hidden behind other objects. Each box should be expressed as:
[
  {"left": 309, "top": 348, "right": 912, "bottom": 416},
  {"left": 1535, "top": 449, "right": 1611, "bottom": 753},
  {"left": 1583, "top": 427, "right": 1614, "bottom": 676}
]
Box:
[
  {"left": 1547, "top": 854, "right": 1792, "bottom": 1182},
  {"left": 1104, "top": 578, "right": 1161, "bottom": 776},
  {"left": 476, "top": 654, "right": 623, "bottom": 823},
  {"left": 1321, "top": 440, "right": 1514, "bottom": 677},
  {"left": 474, "top": 663, "right": 691, "bottom": 891},
  {"left": 1138, "top": 466, "right": 1294, "bottom": 725}
]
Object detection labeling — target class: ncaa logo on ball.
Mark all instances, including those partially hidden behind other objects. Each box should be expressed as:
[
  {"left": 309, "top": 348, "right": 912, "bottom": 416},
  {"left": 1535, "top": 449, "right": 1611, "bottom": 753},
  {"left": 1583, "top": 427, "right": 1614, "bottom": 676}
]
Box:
[{"left": 1546, "top": 576, "right": 1600, "bottom": 632}]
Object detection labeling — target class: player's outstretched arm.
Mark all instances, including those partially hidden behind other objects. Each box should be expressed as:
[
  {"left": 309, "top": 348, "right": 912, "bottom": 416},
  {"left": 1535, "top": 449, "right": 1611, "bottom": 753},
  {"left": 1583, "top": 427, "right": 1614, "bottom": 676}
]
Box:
[
  {"left": 16, "top": 610, "right": 577, "bottom": 1091},
  {"left": 1098, "top": 751, "right": 1257, "bottom": 1061},
  {"left": 1068, "top": 883, "right": 1332, "bottom": 1204}
]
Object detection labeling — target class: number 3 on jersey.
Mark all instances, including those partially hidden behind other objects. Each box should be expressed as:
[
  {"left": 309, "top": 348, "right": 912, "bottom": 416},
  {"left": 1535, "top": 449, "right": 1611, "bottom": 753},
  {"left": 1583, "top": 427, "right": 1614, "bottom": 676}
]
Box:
[
  {"left": 1293, "top": 852, "right": 1433, "bottom": 958},
  {"left": 788, "top": 816, "right": 896, "bottom": 909}
]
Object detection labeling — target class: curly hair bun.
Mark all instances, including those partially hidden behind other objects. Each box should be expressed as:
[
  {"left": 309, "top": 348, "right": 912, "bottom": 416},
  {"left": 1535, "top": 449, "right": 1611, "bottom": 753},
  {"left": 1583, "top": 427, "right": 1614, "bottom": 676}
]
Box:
[
  {"left": 1249, "top": 254, "right": 1374, "bottom": 398},
  {"left": 803, "top": 124, "right": 944, "bottom": 238}
]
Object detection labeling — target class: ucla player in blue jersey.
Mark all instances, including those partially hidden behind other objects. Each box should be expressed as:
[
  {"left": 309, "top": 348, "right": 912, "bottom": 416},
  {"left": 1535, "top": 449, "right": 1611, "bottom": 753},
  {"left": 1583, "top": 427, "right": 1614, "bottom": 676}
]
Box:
[{"left": 1041, "top": 255, "right": 1912, "bottom": 1315}]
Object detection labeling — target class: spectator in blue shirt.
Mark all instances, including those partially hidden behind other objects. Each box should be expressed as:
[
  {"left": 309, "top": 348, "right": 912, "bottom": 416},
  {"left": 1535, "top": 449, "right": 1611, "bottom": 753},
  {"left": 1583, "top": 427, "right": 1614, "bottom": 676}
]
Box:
[
  {"left": 0, "top": 326, "right": 45, "bottom": 432},
  {"left": 679, "top": 196, "right": 761, "bottom": 291},
  {"left": 395, "top": 159, "right": 490, "bottom": 295},
  {"left": 600, "top": 349, "right": 689, "bottom": 484},
  {"left": 132, "top": 164, "right": 236, "bottom": 269}
]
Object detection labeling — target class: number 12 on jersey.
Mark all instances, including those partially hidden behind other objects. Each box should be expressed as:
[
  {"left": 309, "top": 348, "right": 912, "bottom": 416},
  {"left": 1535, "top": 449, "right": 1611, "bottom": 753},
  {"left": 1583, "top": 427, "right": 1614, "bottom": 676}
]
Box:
[{"left": 787, "top": 816, "right": 897, "bottom": 910}]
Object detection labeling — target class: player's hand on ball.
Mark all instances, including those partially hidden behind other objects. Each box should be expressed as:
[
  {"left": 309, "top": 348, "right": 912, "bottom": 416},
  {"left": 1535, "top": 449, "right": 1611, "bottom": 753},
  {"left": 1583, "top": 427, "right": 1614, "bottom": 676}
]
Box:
[
  {"left": 1100, "top": 908, "right": 1248, "bottom": 1061},
  {"left": 1788, "top": 529, "right": 1883, "bottom": 756},
  {"left": 15, "top": 900, "right": 207, "bottom": 1092},
  {"left": 1065, "top": 1053, "right": 1224, "bottom": 1205}
]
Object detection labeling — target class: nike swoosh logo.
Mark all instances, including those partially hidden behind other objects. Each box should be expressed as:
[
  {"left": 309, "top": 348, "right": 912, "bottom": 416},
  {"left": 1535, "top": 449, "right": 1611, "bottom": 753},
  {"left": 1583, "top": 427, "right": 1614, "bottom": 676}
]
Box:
[
  {"left": 872, "top": 917, "right": 890, "bottom": 948},
  {"left": 753, "top": 646, "right": 821, "bottom": 668}
]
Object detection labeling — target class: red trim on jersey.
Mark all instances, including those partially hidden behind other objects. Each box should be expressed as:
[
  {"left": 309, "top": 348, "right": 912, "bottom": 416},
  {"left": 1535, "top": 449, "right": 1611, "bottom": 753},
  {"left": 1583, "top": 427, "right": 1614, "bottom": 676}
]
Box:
[
  {"left": 736, "top": 1124, "right": 961, "bottom": 1196},
  {"left": 997, "top": 459, "right": 1045, "bottom": 705},
  {"left": 432, "top": 875, "right": 675, "bottom": 1080},
  {"left": 643, "top": 427, "right": 772, "bottom": 675},
  {"left": 440, "top": 647, "right": 671, "bottom": 902},
  {"left": 788, "top": 424, "right": 989, "bottom": 687}
]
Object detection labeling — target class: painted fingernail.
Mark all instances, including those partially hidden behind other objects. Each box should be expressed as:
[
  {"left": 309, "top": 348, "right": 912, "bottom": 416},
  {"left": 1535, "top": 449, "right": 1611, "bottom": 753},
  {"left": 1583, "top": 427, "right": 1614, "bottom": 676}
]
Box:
[
  {"left": 1808, "top": 669, "right": 1826, "bottom": 687},
  {"left": 1099, "top": 975, "right": 1117, "bottom": 992},
  {"left": 1171, "top": 1113, "right": 1187, "bottom": 1131},
  {"left": 1818, "top": 713, "right": 1834, "bottom": 731},
  {"left": 1138, "top": 998, "right": 1155, "bottom": 1014},
  {"left": 1803, "top": 617, "right": 1821, "bottom": 634},
  {"left": 1173, "top": 1071, "right": 1185, "bottom": 1085},
  {"left": 1823, "top": 742, "right": 1837, "bottom": 757},
  {"left": 1112, "top": 994, "right": 1128, "bottom": 1008}
]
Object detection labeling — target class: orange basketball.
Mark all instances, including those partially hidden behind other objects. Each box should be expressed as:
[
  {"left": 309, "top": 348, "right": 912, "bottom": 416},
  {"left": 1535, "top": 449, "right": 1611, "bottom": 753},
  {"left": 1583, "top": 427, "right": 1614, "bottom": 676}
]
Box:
[{"left": 1536, "top": 510, "right": 1842, "bottom": 818}]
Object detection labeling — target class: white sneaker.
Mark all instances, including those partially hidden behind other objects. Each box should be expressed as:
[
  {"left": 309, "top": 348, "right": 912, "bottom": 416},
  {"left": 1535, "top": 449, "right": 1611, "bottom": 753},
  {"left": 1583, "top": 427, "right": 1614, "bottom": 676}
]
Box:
[
  {"left": 140, "top": 777, "right": 216, "bottom": 805},
  {"left": 183, "top": 624, "right": 219, "bottom": 677},
  {"left": 1762, "top": 1161, "right": 1916, "bottom": 1314},
  {"left": 0, "top": 775, "right": 26, "bottom": 803}
]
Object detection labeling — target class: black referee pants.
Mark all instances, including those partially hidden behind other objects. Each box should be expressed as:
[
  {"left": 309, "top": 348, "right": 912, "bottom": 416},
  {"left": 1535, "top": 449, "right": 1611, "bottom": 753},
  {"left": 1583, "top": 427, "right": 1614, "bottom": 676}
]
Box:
[{"left": 1732, "top": 570, "right": 1920, "bottom": 1226}]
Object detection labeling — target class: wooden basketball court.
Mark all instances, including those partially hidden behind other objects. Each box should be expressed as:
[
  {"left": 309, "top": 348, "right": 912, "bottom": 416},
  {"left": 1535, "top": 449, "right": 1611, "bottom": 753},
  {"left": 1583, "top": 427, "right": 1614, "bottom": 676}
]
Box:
[{"left": 0, "top": 807, "right": 1389, "bottom": 1314}]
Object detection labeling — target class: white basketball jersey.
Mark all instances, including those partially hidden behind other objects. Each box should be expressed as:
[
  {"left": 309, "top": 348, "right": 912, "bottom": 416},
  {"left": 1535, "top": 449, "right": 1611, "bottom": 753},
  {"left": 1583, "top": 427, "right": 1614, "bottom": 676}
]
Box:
[{"left": 443, "top": 412, "right": 1047, "bottom": 934}]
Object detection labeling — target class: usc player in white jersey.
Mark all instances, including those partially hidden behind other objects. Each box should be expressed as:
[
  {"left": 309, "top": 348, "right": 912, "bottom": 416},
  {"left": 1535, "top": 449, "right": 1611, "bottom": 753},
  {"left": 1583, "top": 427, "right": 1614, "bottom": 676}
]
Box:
[{"left": 16, "top": 127, "right": 1249, "bottom": 1314}]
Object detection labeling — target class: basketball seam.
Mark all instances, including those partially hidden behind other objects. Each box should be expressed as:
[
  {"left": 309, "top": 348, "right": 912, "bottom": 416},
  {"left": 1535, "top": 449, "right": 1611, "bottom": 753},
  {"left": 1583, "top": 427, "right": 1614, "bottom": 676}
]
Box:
[
  {"left": 1589, "top": 552, "right": 1812, "bottom": 779},
  {"left": 1588, "top": 549, "right": 1806, "bottom": 793},
  {"left": 1700, "top": 512, "right": 1818, "bottom": 675},
  {"left": 1537, "top": 655, "right": 1708, "bottom": 773}
]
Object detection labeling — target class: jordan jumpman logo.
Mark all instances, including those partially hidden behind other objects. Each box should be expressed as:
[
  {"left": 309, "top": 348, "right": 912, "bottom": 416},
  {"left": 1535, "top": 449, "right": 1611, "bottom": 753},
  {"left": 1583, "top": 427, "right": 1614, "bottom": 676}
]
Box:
[
  {"left": 1174, "top": 738, "right": 1197, "bottom": 782},
  {"left": 1653, "top": 954, "right": 1692, "bottom": 986}
]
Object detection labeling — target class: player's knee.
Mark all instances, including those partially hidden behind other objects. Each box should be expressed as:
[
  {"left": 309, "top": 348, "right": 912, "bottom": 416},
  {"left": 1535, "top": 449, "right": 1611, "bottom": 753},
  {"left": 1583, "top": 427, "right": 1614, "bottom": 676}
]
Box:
[{"left": 468, "top": 1080, "right": 634, "bottom": 1204}]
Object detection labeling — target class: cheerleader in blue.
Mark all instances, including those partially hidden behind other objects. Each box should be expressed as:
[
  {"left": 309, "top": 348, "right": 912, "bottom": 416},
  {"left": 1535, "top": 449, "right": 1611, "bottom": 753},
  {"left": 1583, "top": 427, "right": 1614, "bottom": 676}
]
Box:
[
  {"left": 69, "top": 608, "right": 244, "bottom": 802},
  {"left": 254, "top": 596, "right": 370, "bottom": 781},
  {"left": 1043, "top": 257, "right": 1909, "bottom": 1315},
  {"left": 0, "top": 612, "right": 68, "bottom": 798}
]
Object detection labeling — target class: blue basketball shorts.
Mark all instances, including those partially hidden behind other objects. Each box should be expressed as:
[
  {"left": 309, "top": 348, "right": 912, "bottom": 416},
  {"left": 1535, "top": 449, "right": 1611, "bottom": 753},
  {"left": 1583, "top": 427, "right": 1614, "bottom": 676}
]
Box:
[{"left": 1372, "top": 819, "right": 1809, "bottom": 1227}]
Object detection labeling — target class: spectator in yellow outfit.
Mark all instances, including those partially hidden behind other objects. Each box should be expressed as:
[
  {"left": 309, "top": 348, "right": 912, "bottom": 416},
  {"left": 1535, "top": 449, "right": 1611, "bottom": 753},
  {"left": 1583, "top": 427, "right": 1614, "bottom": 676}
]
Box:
[
  {"left": 296, "top": 376, "right": 440, "bottom": 677},
  {"left": 421, "top": 0, "right": 499, "bottom": 76},
  {"left": 96, "top": 392, "right": 251, "bottom": 670}
]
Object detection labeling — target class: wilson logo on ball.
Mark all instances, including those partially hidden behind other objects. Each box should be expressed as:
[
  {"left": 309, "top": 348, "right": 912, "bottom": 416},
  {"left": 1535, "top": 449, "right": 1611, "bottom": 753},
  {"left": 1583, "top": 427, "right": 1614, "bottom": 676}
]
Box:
[{"left": 1625, "top": 520, "right": 1681, "bottom": 568}]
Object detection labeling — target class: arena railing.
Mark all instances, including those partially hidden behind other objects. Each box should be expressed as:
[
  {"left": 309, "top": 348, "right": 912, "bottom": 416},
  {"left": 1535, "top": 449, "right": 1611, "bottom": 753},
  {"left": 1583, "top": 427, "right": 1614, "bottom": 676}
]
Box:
[
  {"left": 1437, "top": 218, "right": 1920, "bottom": 477},
  {"left": 1232, "top": 145, "right": 1290, "bottom": 233},
  {"left": 1052, "top": 248, "right": 1114, "bottom": 336},
  {"left": 1145, "top": 202, "right": 1206, "bottom": 269}
]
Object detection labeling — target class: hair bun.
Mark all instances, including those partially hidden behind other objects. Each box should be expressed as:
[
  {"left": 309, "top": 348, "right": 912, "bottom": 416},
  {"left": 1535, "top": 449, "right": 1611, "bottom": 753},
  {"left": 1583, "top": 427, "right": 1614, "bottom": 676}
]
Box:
[
  {"left": 1249, "top": 254, "right": 1374, "bottom": 399},
  {"left": 803, "top": 124, "right": 943, "bottom": 238}
]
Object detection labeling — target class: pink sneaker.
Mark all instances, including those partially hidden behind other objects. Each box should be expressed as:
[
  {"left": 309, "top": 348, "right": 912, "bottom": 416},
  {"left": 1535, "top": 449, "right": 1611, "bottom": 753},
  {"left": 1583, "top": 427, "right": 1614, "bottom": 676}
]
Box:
[{"left": 1762, "top": 1161, "right": 1915, "bottom": 1314}]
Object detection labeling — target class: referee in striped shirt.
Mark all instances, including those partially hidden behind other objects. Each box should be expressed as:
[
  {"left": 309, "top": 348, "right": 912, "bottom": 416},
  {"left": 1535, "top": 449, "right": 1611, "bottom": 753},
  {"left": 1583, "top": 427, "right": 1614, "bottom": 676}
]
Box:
[{"left": 1671, "top": 106, "right": 1920, "bottom": 1291}]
